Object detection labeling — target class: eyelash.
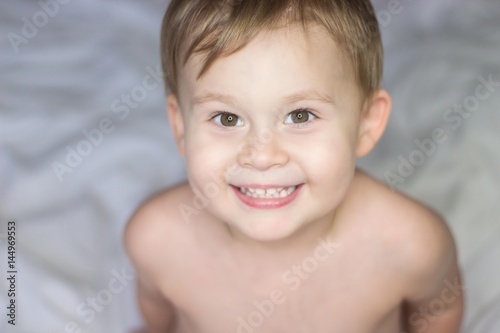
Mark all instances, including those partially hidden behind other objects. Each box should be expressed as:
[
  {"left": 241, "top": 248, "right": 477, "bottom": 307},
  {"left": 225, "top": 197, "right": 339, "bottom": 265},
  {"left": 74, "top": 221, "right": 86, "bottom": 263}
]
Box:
[
  {"left": 209, "top": 108, "right": 319, "bottom": 127},
  {"left": 287, "top": 108, "right": 318, "bottom": 124},
  {"left": 210, "top": 111, "right": 239, "bottom": 125},
  {"left": 210, "top": 111, "right": 230, "bottom": 120}
]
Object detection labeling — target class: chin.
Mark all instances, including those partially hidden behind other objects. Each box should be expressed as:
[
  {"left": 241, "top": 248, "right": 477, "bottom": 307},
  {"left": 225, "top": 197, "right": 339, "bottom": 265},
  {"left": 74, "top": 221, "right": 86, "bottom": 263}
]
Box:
[{"left": 231, "top": 216, "right": 302, "bottom": 242}]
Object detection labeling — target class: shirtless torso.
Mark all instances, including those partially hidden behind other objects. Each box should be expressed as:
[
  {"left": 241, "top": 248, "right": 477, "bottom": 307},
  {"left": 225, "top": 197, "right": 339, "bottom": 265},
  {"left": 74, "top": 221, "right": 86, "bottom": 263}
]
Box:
[{"left": 126, "top": 171, "right": 461, "bottom": 333}]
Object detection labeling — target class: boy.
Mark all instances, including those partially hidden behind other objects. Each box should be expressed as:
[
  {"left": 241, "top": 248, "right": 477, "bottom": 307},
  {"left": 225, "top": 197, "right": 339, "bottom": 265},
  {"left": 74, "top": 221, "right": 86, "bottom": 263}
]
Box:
[{"left": 125, "top": 1, "right": 464, "bottom": 332}]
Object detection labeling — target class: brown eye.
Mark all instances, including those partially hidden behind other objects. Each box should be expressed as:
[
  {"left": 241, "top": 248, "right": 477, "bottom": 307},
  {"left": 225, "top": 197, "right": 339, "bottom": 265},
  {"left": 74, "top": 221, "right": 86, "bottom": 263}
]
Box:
[
  {"left": 286, "top": 109, "right": 312, "bottom": 124},
  {"left": 213, "top": 112, "right": 242, "bottom": 127}
]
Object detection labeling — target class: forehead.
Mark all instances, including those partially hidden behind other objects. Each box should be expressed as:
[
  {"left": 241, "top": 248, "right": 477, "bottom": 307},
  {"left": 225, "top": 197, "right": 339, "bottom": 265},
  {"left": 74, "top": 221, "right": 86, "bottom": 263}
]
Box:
[{"left": 177, "top": 25, "right": 358, "bottom": 107}]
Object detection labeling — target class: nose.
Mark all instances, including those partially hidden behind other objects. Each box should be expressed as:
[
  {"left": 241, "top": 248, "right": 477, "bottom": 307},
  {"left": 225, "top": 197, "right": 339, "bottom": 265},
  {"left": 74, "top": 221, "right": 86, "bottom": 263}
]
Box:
[{"left": 236, "top": 129, "right": 289, "bottom": 170}]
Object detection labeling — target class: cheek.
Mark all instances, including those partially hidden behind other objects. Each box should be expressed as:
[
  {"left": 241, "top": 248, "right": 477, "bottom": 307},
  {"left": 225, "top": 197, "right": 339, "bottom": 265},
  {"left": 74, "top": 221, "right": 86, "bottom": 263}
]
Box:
[
  {"left": 295, "top": 127, "right": 357, "bottom": 181},
  {"left": 184, "top": 130, "right": 238, "bottom": 184},
  {"left": 308, "top": 144, "right": 355, "bottom": 177},
  {"left": 302, "top": 141, "right": 356, "bottom": 211}
]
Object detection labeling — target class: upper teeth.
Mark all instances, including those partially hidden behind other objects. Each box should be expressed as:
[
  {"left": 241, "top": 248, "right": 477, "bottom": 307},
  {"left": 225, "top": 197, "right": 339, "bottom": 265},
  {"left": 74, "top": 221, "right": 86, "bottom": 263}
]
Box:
[{"left": 239, "top": 186, "right": 297, "bottom": 198}]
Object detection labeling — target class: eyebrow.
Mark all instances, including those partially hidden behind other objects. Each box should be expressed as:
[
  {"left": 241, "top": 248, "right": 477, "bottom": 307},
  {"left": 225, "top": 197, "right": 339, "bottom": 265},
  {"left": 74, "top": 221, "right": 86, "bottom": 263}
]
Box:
[
  {"left": 281, "top": 90, "right": 336, "bottom": 106},
  {"left": 192, "top": 92, "right": 240, "bottom": 106},
  {"left": 192, "top": 90, "right": 336, "bottom": 107}
]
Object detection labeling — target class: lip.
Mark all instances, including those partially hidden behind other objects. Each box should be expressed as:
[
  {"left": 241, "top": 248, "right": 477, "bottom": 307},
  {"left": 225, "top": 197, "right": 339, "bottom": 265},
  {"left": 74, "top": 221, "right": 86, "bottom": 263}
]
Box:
[{"left": 231, "top": 184, "right": 303, "bottom": 209}]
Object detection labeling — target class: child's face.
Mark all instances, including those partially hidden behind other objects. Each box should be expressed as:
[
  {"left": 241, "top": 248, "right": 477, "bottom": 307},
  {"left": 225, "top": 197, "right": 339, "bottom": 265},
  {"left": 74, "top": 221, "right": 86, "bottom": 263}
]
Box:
[{"left": 170, "top": 25, "right": 372, "bottom": 241}]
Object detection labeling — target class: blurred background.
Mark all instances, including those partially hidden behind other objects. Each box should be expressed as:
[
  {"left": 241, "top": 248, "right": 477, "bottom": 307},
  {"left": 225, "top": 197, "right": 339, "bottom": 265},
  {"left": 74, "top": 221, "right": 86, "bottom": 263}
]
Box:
[{"left": 0, "top": 0, "right": 499, "bottom": 332}]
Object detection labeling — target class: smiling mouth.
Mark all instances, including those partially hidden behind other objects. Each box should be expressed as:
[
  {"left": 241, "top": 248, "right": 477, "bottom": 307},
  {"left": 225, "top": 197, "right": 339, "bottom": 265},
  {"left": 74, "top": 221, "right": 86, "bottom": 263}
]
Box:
[{"left": 237, "top": 185, "right": 298, "bottom": 199}]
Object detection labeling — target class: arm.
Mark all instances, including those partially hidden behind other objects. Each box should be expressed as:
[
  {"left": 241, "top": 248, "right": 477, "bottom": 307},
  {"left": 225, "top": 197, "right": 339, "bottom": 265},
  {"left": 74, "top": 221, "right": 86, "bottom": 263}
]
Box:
[
  {"left": 404, "top": 264, "right": 464, "bottom": 333},
  {"left": 401, "top": 214, "right": 464, "bottom": 333},
  {"left": 136, "top": 277, "right": 177, "bottom": 333},
  {"left": 124, "top": 198, "right": 177, "bottom": 333}
]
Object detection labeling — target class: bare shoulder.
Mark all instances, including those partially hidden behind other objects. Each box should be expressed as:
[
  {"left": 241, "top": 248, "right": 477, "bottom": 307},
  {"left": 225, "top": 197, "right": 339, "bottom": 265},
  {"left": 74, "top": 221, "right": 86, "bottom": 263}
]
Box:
[
  {"left": 348, "top": 170, "right": 459, "bottom": 297},
  {"left": 124, "top": 182, "right": 193, "bottom": 282}
]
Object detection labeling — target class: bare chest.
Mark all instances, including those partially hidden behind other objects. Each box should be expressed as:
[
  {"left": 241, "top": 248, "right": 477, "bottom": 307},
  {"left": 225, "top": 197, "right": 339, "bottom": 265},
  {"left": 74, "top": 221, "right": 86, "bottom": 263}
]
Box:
[{"left": 163, "top": 245, "right": 402, "bottom": 333}]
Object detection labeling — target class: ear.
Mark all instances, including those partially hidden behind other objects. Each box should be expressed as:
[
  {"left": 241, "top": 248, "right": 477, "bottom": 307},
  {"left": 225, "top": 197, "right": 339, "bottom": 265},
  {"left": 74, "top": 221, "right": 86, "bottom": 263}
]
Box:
[
  {"left": 167, "top": 94, "right": 185, "bottom": 156},
  {"left": 355, "top": 89, "right": 392, "bottom": 157}
]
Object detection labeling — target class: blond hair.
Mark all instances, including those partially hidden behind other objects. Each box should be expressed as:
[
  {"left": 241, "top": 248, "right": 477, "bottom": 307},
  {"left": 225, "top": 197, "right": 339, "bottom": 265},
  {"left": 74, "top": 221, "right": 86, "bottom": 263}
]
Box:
[{"left": 161, "top": 0, "right": 383, "bottom": 100}]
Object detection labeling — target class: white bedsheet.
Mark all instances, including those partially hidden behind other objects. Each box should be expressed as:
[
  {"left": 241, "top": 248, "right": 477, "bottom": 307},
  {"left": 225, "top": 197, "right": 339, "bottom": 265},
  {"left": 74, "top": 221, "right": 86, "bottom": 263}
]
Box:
[{"left": 1, "top": 1, "right": 499, "bottom": 332}]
